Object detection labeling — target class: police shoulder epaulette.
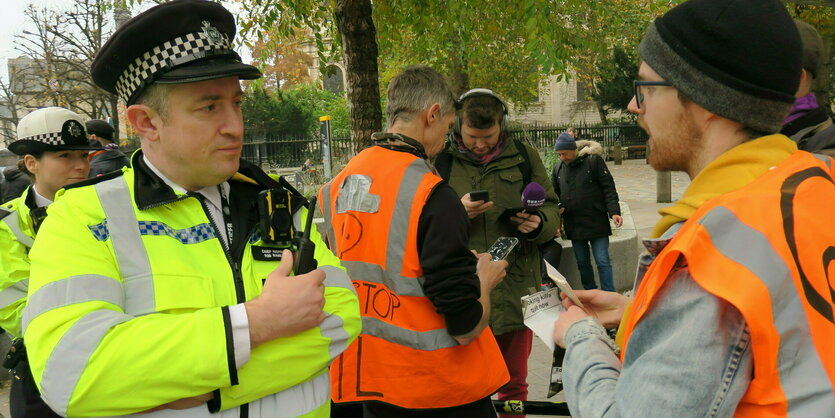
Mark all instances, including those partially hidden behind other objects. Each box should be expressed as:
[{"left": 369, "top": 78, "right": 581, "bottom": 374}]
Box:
[
  {"left": 64, "top": 170, "right": 125, "bottom": 190},
  {"left": 0, "top": 207, "right": 10, "bottom": 221}
]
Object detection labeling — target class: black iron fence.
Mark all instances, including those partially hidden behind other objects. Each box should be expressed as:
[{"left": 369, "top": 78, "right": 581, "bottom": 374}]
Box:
[
  {"left": 509, "top": 123, "right": 648, "bottom": 151},
  {"left": 241, "top": 123, "right": 648, "bottom": 170}
]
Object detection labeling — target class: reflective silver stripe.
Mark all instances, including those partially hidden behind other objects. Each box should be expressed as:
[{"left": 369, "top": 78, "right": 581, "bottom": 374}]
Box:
[
  {"left": 319, "top": 265, "right": 355, "bottom": 293},
  {"left": 95, "top": 178, "right": 155, "bottom": 315},
  {"left": 319, "top": 179, "right": 338, "bottom": 255},
  {"left": 341, "top": 260, "right": 425, "bottom": 297},
  {"left": 336, "top": 175, "right": 379, "bottom": 213},
  {"left": 699, "top": 206, "right": 834, "bottom": 415},
  {"left": 247, "top": 371, "right": 330, "bottom": 417},
  {"left": 321, "top": 312, "right": 351, "bottom": 359},
  {"left": 0, "top": 279, "right": 28, "bottom": 309},
  {"left": 1, "top": 212, "right": 34, "bottom": 248},
  {"left": 385, "top": 159, "right": 431, "bottom": 277},
  {"left": 811, "top": 153, "right": 832, "bottom": 169},
  {"left": 21, "top": 275, "right": 124, "bottom": 334},
  {"left": 125, "top": 373, "right": 330, "bottom": 417},
  {"left": 319, "top": 265, "right": 356, "bottom": 358},
  {"left": 362, "top": 316, "right": 458, "bottom": 350},
  {"left": 40, "top": 309, "right": 131, "bottom": 416}
]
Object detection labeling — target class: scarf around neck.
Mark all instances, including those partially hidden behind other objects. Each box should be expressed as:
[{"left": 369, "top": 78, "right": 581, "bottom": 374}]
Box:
[{"left": 651, "top": 134, "right": 797, "bottom": 238}]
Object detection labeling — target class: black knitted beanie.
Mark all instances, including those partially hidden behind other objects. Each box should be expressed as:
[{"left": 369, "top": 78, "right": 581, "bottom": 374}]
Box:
[{"left": 639, "top": 0, "right": 802, "bottom": 133}]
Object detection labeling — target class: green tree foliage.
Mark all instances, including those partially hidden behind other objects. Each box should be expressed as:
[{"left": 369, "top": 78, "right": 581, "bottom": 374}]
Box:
[
  {"left": 590, "top": 47, "right": 639, "bottom": 121},
  {"left": 242, "top": 83, "right": 349, "bottom": 139}
]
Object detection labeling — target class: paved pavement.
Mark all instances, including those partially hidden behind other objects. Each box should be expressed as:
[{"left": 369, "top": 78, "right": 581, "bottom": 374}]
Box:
[{"left": 0, "top": 159, "right": 688, "bottom": 418}]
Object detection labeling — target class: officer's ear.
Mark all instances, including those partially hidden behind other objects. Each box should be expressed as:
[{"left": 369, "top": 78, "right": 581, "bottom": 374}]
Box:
[{"left": 126, "top": 104, "right": 162, "bottom": 143}]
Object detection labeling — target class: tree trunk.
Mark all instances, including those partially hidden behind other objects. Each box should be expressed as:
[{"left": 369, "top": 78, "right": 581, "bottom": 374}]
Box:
[
  {"left": 335, "top": 0, "right": 382, "bottom": 152},
  {"left": 110, "top": 95, "right": 120, "bottom": 142}
]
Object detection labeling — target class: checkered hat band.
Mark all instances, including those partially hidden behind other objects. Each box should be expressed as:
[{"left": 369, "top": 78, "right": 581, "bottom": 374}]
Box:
[
  {"left": 20, "top": 132, "right": 64, "bottom": 146},
  {"left": 115, "top": 31, "right": 233, "bottom": 103}
]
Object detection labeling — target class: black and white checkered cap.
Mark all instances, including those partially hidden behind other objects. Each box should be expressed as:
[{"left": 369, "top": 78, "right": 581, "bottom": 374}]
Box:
[
  {"left": 114, "top": 28, "right": 234, "bottom": 103},
  {"left": 91, "top": 0, "right": 260, "bottom": 105},
  {"left": 8, "top": 107, "right": 99, "bottom": 155},
  {"left": 19, "top": 132, "right": 65, "bottom": 146}
]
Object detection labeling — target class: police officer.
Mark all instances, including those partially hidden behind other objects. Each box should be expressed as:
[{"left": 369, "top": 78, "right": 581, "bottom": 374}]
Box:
[
  {"left": 1, "top": 107, "right": 98, "bottom": 418},
  {"left": 22, "top": 1, "right": 360, "bottom": 416}
]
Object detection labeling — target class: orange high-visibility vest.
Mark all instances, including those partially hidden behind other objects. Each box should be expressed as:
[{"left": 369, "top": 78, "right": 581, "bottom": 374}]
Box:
[
  {"left": 320, "top": 145, "right": 509, "bottom": 409},
  {"left": 620, "top": 151, "right": 835, "bottom": 416}
]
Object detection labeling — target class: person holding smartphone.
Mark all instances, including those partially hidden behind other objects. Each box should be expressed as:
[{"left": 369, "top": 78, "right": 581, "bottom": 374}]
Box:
[{"left": 436, "top": 88, "right": 560, "bottom": 417}]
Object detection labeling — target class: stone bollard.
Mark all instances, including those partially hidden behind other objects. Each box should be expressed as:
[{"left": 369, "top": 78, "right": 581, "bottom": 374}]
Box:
[
  {"left": 613, "top": 142, "right": 623, "bottom": 166},
  {"left": 657, "top": 171, "right": 672, "bottom": 203}
]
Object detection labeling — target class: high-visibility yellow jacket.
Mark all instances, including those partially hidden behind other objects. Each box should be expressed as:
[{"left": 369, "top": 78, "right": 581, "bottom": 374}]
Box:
[
  {"left": 0, "top": 187, "right": 38, "bottom": 337},
  {"left": 24, "top": 154, "right": 361, "bottom": 417}
]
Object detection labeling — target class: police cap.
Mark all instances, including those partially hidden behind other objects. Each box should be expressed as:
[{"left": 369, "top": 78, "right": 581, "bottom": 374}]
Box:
[{"left": 91, "top": 0, "right": 262, "bottom": 105}]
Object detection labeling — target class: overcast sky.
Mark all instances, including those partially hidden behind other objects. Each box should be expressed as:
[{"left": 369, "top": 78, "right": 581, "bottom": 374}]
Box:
[{"left": 0, "top": 0, "right": 250, "bottom": 81}]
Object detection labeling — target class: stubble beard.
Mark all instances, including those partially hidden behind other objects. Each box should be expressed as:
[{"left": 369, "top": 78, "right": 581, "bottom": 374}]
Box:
[{"left": 644, "top": 111, "right": 702, "bottom": 174}]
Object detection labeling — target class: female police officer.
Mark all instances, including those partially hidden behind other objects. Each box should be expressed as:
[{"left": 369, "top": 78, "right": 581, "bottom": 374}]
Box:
[{"left": 0, "top": 107, "right": 98, "bottom": 417}]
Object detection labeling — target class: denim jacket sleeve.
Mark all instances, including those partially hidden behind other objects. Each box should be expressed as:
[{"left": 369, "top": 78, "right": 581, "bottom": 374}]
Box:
[{"left": 562, "top": 266, "right": 754, "bottom": 417}]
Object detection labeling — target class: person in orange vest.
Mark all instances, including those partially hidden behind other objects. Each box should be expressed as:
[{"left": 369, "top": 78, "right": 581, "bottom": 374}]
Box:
[
  {"left": 552, "top": 0, "right": 835, "bottom": 416},
  {"left": 320, "top": 65, "right": 510, "bottom": 417}
]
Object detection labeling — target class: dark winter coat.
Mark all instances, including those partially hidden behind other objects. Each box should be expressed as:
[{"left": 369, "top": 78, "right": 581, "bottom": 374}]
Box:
[
  {"left": 88, "top": 149, "right": 130, "bottom": 178},
  {"left": 551, "top": 140, "right": 620, "bottom": 240},
  {"left": 2, "top": 167, "right": 31, "bottom": 204}
]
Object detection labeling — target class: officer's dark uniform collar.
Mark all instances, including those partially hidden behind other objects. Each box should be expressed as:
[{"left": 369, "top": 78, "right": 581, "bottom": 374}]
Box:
[{"left": 130, "top": 149, "right": 285, "bottom": 210}]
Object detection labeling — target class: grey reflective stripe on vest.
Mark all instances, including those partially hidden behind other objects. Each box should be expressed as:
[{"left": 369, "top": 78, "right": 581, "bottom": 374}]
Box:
[
  {"left": 1, "top": 211, "right": 34, "bottom": 248},
  {"left": 341, "top": 260, "right": 424, "bottom": 297},
  {"left": 21, "top": 275, "right": 124, "bottom": 334},
  {"left": 246, "top": 371, "right": 330, "bottom": 417},
  {"left": 361, "top": 317, "right": 458, "bottom": 350},
  {"left": 95, "top": 178, "right": 156, "bottom": 315},
  {"left": 319, "top": 265, "right": 355, "bottom": 293},
  {"left": 699, "top": 206, "right": 834, "bottom": 415},
  {"left": 0, "top": 280, "right": 27, "bottom": 312},
  {"left": 318, "top": 265, "right": 356, "bottom": 358},
  {"left": 124, "top": 372, "right": 330, "bottom": 417},
  {"left": 811, "top": 153, "right": 832, "bottom": 169},
  {"left": 386, "top": 159, "right": 430, "bottom": 277},
  {"left": 319, "top": 179, "right": 338, "bottom": 255},
  {"left": 40, "top": 309, "right": 131, "bottom": 417}
]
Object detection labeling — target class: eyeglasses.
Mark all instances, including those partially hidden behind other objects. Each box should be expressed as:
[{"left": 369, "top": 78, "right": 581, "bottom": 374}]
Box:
[{"left": 633, "top": 80, "right": 673, "bottom": 109}]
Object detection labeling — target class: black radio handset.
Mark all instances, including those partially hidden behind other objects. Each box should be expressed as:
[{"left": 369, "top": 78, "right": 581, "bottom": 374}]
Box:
[{"left": 293, "top": 196, "right": 318, "bottom": 275}]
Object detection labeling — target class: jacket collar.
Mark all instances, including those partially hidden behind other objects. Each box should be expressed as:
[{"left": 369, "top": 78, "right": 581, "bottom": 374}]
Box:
[{"left": 131, "top": 149, "right": 282, "bottom": 210}]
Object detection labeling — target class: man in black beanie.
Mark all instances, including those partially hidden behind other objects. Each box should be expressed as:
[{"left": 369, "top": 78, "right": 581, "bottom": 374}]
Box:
[{"left": 553, "top": 0, "right": 835, "bottom": 416}]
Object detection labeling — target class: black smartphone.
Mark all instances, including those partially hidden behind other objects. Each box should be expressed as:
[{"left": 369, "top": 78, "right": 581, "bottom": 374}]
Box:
[
  {"left": 487, "top": 236, "right": 519, "bottom": 261},
  {"left": 470, "top": 190, "right": 490, "bottom": 202}
]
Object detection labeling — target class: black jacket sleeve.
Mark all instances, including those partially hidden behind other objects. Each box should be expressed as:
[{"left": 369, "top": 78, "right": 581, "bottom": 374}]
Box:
[
  {"left": 417, "top": 183, "right": 483, "bottom": 336},
  {"left": 592, "top": 156, "right": 620, "bottom": 216}
]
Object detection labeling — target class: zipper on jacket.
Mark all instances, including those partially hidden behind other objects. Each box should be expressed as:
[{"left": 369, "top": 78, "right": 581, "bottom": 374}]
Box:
[{"left": 191, "top": 193, "right": 247, "bottom": 304}]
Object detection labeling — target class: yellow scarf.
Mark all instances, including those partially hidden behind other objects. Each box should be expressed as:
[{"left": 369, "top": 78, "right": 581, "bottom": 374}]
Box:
[
  {"left": 651, "top": 135, "right": 797, "bottom": 238},
  {"left": 614, "top": 135, "right": 797, "bottom": 348}
]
